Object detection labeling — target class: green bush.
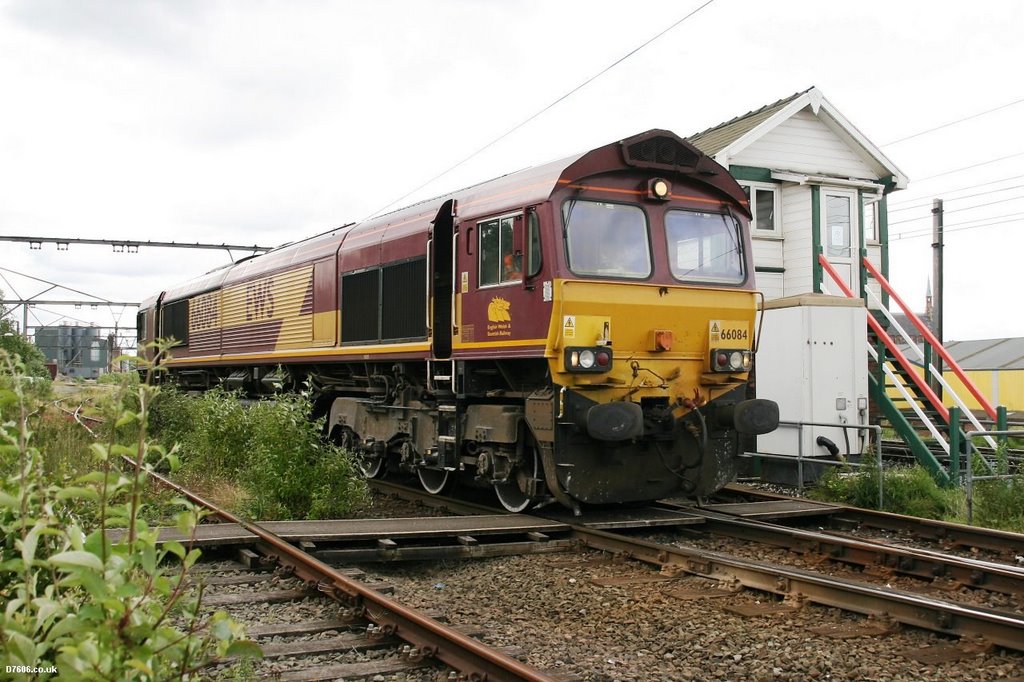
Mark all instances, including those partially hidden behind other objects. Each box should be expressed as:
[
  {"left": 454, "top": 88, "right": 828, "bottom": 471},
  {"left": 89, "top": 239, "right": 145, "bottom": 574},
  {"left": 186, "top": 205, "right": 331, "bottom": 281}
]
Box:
[
  {"left": 812, "top": 460, "right": 961, "bottom": 520},
  {"left": 0, "top": 349, "right": 259, "bottom": 679},
  {"left": 150, "top": 386, "right": 368, "bottom": 520}
]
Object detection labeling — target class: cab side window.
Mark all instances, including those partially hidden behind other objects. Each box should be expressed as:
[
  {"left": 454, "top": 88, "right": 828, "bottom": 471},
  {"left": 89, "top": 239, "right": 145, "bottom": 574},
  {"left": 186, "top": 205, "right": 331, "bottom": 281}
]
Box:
[{"left": 478, "top": 214, "right": 520, "bottom": 286}]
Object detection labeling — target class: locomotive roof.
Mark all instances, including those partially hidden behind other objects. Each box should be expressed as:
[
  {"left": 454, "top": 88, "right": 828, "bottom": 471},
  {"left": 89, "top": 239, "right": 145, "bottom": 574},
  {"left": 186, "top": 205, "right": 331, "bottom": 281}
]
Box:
[{"left": 155, "top": 129, "right": 746, "bottom": 303}]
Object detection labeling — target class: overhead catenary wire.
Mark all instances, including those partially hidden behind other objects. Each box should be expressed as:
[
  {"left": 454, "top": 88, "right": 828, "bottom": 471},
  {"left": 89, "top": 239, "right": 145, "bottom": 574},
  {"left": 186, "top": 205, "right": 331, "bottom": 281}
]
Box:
[
  {"left": 880, "top": 96, "right": 1024, "bottom": 147},
  {"left": 887, "top": 193, "right": 1024, "bottom": 226},
  {"left": 889, "top": 215, "right": 1024, "bottom": 241},
  {"left": 911, "top": 151, "right": 1024, "bottom": 183},
  {"left": 887, "top": 182, "right": 1024, "bottom": 213},
  {"left": 890, "top": 209, "right": 1024, "bottom": 237},
  {"left": 887, "top": 172, "right": 1024, "bottom": 207},
  {"left": 362, "top": 0, "right": 717, "bottom": 221}
]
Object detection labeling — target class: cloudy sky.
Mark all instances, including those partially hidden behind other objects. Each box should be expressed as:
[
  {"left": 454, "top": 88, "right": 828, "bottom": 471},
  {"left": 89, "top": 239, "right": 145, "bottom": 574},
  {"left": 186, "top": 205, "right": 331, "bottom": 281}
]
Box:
[{"left": 1, "top": 0, "right": 1022, "bottom": 342}]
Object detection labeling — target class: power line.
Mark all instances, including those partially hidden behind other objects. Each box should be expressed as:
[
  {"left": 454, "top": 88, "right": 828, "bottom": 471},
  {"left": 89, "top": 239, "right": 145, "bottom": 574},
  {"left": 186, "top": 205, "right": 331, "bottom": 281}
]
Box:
[
  {"left": 880, "top": 96, "right": 1024, "bottom": 147},
  {"left": 0, "top": 266, "right": 116, "bottom": 303},
  {"left": 888, "top": 193, "right": 1024, "bottom": 226},
  {"left": 363, "top": 0, "right": 717, "bottom": 220},
  {"left": 888, "top": 172, "right": 1024, "bottom": 207},
  {"left": 888, "top": 216, "right": 1024, "bottom": 242},
  {"left": 891, "top": 209, "right": 1024, "bottom": 238},
  {"left": 887, "top": 182, "right": 1024, "bottom": 213},
  {"left": 912, "top": 151, "right": 1024, "bottom": 183}
]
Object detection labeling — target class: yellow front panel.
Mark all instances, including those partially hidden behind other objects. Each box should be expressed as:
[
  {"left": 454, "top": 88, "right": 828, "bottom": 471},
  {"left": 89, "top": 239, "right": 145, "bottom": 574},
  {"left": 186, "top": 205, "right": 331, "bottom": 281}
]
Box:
[{"left": 546, "top": 278, "right": 757, "bottom": 407}]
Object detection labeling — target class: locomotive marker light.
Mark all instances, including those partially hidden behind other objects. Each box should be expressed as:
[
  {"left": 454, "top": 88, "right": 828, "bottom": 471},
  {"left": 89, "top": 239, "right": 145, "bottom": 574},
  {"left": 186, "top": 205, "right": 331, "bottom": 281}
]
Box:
[
  {"left": 564, "top": 346, "right": 612, "bottom": 372},
  {"left": 711, "top": 348, "right": 752, "bottom": 372}
]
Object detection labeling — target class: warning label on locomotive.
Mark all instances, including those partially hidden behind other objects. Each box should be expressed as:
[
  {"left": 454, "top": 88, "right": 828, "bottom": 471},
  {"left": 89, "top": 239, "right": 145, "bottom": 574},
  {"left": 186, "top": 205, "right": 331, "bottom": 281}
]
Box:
[
  {"left": 709, "top": 320, "right": 749, "bottom": 345},
  {"left": 562, "top": 315, "right": 575, "bottom": 339}
]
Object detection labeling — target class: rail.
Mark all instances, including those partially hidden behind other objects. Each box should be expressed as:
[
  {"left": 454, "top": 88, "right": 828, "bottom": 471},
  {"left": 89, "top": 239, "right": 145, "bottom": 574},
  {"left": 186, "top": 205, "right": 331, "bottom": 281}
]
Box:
[{"left": 129, "top": 457, "right": 558, "bottom": 681}]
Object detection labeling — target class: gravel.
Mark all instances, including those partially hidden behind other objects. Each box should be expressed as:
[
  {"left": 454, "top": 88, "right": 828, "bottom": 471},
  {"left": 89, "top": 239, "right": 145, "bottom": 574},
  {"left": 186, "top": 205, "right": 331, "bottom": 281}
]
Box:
[
  {"left": 364, "top": 546, "right": 1024, "bottom": 681},
  {"left": 193, "top": 489, "right": 1024, "bottom": 679}
]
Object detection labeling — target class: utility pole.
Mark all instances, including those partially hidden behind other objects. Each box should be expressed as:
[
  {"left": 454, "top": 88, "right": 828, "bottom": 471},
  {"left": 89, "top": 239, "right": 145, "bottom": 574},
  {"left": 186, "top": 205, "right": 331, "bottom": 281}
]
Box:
[{"left": 931, "top": 198, "right": 944, "bottom": 399}]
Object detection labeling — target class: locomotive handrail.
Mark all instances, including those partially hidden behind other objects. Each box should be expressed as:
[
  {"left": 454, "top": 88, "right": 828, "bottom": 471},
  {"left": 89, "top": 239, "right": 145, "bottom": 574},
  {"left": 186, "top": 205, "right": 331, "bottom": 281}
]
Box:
[
  {"left": 862, "top": 257, "right": 998, "bottom": 421},
  {"left": 818, "top": 254, "right": 950, "bottom": 423}
]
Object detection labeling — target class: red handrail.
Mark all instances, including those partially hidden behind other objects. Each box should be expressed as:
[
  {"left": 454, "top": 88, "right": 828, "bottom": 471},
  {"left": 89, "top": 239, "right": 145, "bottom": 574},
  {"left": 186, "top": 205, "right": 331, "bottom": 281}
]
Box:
[
  {"left": 818, "top": 254, "right": 950, "bottom": 423},
  {"left": 861, "top": 258, "right": 997, "bottom": 421}
]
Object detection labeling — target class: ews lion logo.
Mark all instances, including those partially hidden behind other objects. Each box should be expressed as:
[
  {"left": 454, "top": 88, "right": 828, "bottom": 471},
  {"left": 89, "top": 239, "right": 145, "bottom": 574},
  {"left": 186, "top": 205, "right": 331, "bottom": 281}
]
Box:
[{"left": 487, "top": 296, "right": 511, "bottom": 322}]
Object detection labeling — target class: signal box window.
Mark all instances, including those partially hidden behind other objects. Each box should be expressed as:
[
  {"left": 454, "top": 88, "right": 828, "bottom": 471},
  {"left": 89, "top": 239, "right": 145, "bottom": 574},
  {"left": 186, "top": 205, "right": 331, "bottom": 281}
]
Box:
[
  {"left": 740, "top": 183, "right": 778, "bottom": 234},
  {"left": 562, "top": 200, "right": 651, "bottom": 279},
  {"left": 666, "top": 210, "right": 744, "bottom": 284},
  {"left": 479, "top": 215, "right": 520, "bottom": 286}
]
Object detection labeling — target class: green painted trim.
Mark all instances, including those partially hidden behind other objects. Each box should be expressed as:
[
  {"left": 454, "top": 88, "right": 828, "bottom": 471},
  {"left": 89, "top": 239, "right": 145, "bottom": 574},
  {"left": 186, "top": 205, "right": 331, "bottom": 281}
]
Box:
[
  {"left": 949, "top": 406, "right": 961, "bottom": 485},
  {"left": 878, "top": 195, "right": 890, "bottom": 307},
  {"left": 877, "top": 175, "right": 898, "bottom": 194},
  {"left": 729, "top": 165, "right": 775, "bottom": 183},
  {"left": 811, "top": 186, "right": 822, "bottom": 293},
  {"left": 857, "top": 189, "right": 867, "bottom": 299},
  {"left": 869, "top": 374, "right": 951, "bottom": 486},
  {"left": 755, "top": 266, "right": 785, "bottom": 274}
]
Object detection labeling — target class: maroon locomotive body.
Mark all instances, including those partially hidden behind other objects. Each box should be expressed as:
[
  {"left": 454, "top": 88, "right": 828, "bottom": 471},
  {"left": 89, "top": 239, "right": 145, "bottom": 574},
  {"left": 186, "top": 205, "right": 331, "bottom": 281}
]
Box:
[{"left": 139, "top": 130, "right": 778, "bottom": 513}]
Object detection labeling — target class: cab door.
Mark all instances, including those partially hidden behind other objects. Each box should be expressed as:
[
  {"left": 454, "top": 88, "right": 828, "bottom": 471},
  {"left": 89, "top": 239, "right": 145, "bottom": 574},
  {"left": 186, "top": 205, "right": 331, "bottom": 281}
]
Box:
[
  {"left": 454, "top": 208, "right": 548, "bottom": 352},
  {"left": 429, "top": 199, "right": 456, "bottom": 359}
]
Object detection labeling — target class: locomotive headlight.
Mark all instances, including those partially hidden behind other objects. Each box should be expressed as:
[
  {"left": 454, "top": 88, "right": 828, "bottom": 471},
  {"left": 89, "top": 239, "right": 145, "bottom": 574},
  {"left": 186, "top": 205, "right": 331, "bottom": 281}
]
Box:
[
  {"left": 729, "top": 351, "right": 743, "bottom": 370},
  {"left": 648, "top": 178, "right": 671, "bottom": 200},
  {"left": 565, "top": 346, "right": 613, "bottom": 373}
]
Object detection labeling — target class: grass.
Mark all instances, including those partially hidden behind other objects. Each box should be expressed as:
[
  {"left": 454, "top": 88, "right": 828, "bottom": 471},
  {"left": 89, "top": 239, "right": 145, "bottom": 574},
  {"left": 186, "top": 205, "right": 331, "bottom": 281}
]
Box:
[{"left": 811, "top": 458, "right": 1024, "bottom": 532}]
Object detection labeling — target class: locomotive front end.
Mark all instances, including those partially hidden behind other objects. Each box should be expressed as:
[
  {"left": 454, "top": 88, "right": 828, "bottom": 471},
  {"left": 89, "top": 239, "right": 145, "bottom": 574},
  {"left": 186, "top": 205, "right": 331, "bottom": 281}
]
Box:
[
  {"left": 539, "top": 280, "right": 777, "bottom": 505},
  {"left": 526, "top": 131, "right": 779, "bottom": 507}
]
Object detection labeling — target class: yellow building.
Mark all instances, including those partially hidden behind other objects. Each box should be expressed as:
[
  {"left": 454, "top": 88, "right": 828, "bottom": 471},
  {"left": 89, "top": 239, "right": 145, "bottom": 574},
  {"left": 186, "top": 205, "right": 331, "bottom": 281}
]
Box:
[{"left": 939, "top": 338, "right": 1024, "bottom": 416}]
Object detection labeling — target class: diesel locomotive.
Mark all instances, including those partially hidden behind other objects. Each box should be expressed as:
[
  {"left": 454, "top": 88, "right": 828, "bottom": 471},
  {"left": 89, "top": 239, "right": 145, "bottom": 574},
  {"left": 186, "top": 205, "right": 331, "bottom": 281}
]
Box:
[{"left": 138, "top": 129, "right": 779, "bottom": 514}]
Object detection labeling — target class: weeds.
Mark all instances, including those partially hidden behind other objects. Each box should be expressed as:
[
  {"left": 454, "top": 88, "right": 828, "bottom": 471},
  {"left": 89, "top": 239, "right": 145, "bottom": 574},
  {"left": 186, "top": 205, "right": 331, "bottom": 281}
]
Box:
[
  {"left": 150, "top": 385, "right": 368, "bottom": 521},
  {"left": 812, "top": 456, "right": 1024, "bottom": 532},
  {"left": 0, "top": 347, "right": 259, "bottom": 679}
]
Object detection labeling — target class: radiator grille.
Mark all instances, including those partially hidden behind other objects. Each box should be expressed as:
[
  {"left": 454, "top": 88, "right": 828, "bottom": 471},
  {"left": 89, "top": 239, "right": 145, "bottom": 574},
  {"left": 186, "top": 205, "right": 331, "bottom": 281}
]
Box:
[
  {"left": 381, "top": 258, "right": 426, "bottom": 341},
  {"left": 624, "top": 135, "right": 699, "bottom": 170},
  {"left": 161, "top": 300, "right": 189, "bottom": 347},
  {"left": 341, "top": 269, "right": 379, "bottom": 343}
]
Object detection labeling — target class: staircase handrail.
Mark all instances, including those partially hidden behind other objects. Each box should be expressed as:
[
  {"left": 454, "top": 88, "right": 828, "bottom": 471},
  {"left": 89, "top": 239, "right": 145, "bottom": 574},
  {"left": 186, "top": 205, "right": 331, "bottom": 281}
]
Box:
[
  {"left": 818, "top": 254, "right": 949, "bottom": 423},
  {"left": 867, "top": 344, "right": 951, "bottom": 454},
  {"left": 862, "top": 257, "right": 998, "bottom": 421},
  {"left": 865, "top": 287, "right": 999, "bottom": 451}
]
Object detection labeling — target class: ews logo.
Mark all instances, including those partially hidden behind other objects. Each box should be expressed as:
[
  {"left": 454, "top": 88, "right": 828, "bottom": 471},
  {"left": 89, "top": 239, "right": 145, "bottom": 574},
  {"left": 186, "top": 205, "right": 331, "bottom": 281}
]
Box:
[{"left": 245, "top": 279, "right": 275, "bottom": 320}]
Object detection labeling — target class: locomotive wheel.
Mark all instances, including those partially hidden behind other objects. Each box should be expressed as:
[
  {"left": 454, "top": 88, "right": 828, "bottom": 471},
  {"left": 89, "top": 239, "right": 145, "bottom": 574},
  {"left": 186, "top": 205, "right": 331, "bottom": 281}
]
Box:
[
  {"left": 357, "top": 453, "right": 386, "bottom": 479},
  {"left": 493, "top": 448, "right": 538, "bottom": 513},
  {"left": 339, "top": 427, "right": 385, "bottom": 479},
  {"left": 417, "top": 467, "right": 454, "bottom": 495}
]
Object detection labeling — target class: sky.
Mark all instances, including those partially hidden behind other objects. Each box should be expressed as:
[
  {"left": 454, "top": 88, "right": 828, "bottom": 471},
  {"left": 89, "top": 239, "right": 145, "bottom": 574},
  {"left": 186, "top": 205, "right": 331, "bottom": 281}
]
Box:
[{"left": 1, "top": 0, "right": 1022, "bottom": 344}]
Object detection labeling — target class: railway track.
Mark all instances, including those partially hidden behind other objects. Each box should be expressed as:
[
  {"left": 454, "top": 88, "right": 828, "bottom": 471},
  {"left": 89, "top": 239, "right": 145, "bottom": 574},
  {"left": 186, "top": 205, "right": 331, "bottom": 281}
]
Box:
[
  {"left": 367, "top": 479, "right": 1024, "bottom": 652},
  {"left": 129, "top": 465, "right": 1024, "bottom": 677},
  {"left": 133, "top": 462, "right": 563, "bottom": 681}
]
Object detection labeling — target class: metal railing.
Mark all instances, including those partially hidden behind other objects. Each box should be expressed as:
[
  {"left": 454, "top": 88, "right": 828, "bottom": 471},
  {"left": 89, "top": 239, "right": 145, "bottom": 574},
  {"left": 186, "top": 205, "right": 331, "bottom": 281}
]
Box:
[
  {"left": 743, "top": 419, "right": 884, "bottom": 506},
  {"left": 962, "top": 427, "right": 1024, "bottom": 524}
]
